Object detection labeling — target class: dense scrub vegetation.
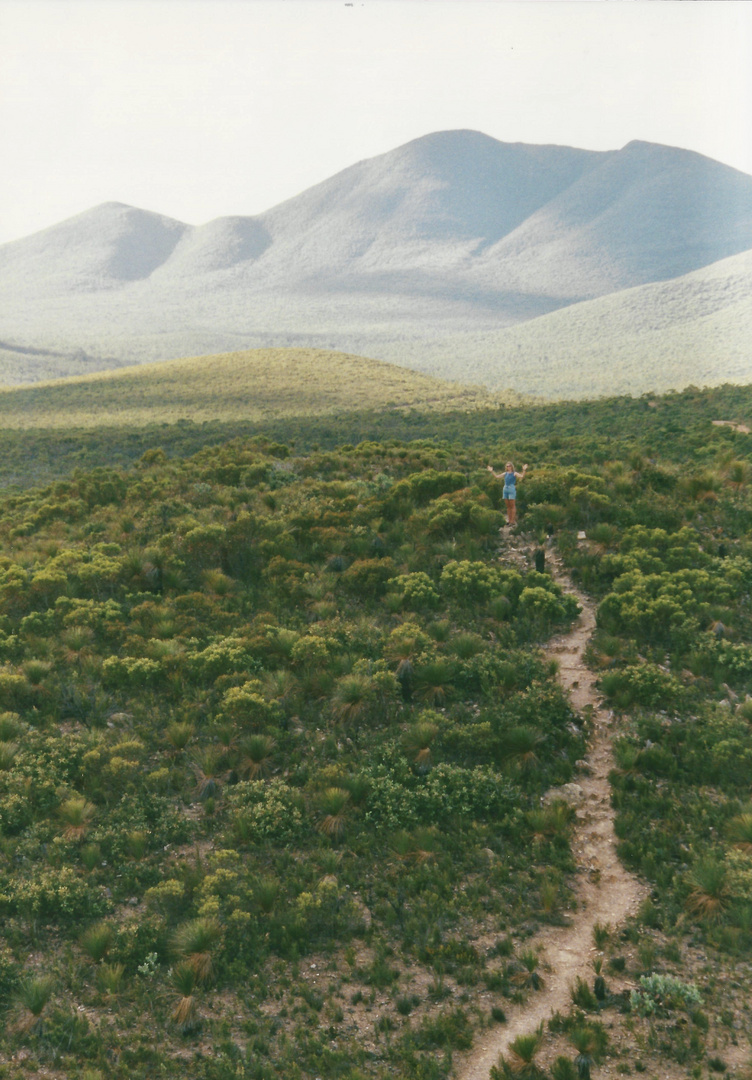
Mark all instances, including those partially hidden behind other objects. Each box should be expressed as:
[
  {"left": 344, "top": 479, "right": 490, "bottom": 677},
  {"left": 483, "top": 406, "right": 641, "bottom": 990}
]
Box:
[
  {"left": 0, "top": 379, "right": 750, "bottom": 489},
  {"left": 0, "top": 379, "right": 750, "bottom": 1077},
  {"left": 0, "top": 436, "right": 587, "bottom": 1079}
]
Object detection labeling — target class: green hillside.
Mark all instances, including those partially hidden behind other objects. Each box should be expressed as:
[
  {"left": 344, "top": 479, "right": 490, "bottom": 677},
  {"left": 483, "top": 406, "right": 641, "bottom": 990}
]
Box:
[
  {"left": 0, "top": 347, "right": 506, "bottom": 429},
  {"left": 0, "top": 385, "right": 750, "bottom": 1077}
]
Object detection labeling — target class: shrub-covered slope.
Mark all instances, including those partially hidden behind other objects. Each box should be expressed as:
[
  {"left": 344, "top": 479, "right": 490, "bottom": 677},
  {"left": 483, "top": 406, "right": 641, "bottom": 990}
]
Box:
[
  {"left": 0, "top": 438, "right": 585, "bottom": 1079},
  {"left": 0, "top": 386, "right": 751, "bottom": 1077}
]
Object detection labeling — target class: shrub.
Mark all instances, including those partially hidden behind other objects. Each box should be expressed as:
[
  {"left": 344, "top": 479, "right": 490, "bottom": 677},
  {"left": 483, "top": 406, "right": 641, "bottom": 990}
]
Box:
[
  {"left": 226, "top": 779, "right": 307, "bottom": 845},
  {"left": 630, "top": 974, "right": 702, "bottom": 1016},
  {"left": 600, "top": 664, "right": 683, "bottom": 709},
  {"left": 414, "top": 1007, "right": 473, "bottom": 1051},
  {"left": 440, "top": 560, "right": 508, "bottom": 603},
  {"left": 0, "top": 865, "right": 110, "bottom": 924},
  {"left": 340, "top": 558, "right": 396, "bottom": 598},
  {"left": 292, "top": 878, "right": 362, "bottom": 947},
  {"left": 388, "top": 572, "right": 440, "bottom": 610}
]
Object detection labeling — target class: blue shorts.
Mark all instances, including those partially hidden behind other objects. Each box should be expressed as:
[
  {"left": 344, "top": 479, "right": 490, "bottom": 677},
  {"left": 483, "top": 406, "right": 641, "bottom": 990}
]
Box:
[{"left": 503, "top": 487, "right": 516, "bottom": 500}]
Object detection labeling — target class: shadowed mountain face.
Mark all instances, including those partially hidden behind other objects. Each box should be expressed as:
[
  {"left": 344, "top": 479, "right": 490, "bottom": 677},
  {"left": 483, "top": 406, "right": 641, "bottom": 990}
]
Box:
[{"left": 1, "top": 129, "right": 751, "bottom": 391}]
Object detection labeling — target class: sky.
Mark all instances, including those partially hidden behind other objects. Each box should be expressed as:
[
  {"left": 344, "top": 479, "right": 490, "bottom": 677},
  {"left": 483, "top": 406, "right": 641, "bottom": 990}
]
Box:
[{"left": 0, "top": 0, "right": 750, "bottom": 245}]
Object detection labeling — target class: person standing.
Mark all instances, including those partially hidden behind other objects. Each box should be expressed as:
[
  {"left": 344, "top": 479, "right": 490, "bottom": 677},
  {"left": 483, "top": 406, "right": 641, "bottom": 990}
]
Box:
[{"left": 487, "top": 461, "right": 528, "bottom": 526}]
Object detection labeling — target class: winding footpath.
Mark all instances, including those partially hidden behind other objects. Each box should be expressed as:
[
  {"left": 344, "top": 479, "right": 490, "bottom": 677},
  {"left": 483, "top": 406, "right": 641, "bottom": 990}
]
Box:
[{"left": 458, "top": 543, "right": 648, "bottom": 1080}]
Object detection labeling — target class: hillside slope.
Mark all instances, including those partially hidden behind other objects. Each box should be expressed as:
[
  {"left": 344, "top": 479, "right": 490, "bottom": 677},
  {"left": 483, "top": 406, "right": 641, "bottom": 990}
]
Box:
[
  {"left": 356, "top": 247, "right": 752, "bottom": 399},
  {"left": 1, "top": 131, "right": 752, "bottom": 392},
  {"left": 0, "top": 347, "right": 505, "bottom": 429}
]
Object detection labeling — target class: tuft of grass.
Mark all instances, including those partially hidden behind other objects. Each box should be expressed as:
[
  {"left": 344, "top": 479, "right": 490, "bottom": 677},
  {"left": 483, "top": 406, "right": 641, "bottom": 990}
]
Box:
[
  {"left": 15, "top": 975, "right": 54, "bottom": 1032},
  {"left": 80, "top": 922, "right": 115, "bottom": 963},
  {"left": 95, "top": 962, "right": 125, "bottom": 996}
]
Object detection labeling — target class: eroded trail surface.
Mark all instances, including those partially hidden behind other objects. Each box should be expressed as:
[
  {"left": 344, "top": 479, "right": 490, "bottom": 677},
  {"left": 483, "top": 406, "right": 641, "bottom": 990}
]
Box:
[{"left": 458, "top": 544, "right": 647, "bottom": 1080}]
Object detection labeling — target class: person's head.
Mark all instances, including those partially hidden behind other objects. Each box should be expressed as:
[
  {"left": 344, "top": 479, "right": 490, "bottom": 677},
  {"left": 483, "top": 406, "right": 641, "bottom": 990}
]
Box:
[{"left": 505, "top": 462, "right": 514, "bottom": 473}]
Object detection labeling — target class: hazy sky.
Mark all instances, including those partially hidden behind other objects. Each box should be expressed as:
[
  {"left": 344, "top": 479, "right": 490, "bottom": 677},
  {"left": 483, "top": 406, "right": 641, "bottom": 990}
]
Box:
[{"left": 1, "top": 0, "right": 750, "bottom": 245}]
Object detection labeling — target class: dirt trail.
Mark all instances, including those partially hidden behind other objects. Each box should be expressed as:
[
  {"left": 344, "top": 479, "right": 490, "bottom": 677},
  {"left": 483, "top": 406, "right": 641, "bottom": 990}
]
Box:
[{"left": 458, "top": 542, "right": 648, "bottom": 1080}]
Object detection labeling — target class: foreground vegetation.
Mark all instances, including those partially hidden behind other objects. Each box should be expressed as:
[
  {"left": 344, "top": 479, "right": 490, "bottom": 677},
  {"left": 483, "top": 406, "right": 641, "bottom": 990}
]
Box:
[{"left": 0, "top": 380, "right": 750, "bottom": 1077}]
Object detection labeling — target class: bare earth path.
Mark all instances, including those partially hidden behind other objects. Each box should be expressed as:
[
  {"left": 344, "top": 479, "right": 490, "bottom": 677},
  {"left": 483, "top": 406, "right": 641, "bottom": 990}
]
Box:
[{"left": 457, "top": 543, "right": 648, "bottom": 1080}]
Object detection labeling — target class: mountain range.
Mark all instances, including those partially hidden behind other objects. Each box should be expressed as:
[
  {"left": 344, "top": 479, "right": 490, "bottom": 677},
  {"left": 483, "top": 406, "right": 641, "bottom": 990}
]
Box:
[{"left": 1, "top": 129, "right": 751, "bottom": 397}]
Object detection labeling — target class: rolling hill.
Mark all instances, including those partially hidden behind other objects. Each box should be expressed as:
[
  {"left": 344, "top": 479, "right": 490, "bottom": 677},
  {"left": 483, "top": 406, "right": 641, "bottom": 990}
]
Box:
[
  {"left": 0, "top": 347, "right": 506, "bottom": 429},
  {"left": 1, "top": 129, "right": 751, "bottom": 395},
  {"left": 364, "top": 247, "right": 752, "bottom": 399}
]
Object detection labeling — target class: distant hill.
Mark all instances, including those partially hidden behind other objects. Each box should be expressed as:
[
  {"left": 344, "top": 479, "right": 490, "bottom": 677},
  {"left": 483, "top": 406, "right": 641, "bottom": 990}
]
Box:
[
  {"left": 0, "top": 347, "right": 508, "bottom": 429},
  {"left": 364, "top": 247, "right": 752, "bottom": 399},
  {"left": 1, "top": 129, "right": 751, "bottom": 396}
]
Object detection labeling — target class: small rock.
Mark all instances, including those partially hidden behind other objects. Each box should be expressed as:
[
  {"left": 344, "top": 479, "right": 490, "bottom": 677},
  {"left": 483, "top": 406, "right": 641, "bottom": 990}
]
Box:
[{"left": 542, "top": 783, "right": 585, "bottom": 807}]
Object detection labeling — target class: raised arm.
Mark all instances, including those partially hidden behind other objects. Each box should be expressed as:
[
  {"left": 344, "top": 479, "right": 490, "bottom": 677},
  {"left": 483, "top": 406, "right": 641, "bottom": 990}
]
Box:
[{"left": 516, "top": 465, "right": 529, "bottom": 482}]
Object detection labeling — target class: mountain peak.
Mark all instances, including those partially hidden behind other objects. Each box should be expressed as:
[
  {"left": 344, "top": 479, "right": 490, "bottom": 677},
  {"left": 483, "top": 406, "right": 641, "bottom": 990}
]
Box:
[{"left": 1, "top": 130, "right": 751, "bottom": 386}]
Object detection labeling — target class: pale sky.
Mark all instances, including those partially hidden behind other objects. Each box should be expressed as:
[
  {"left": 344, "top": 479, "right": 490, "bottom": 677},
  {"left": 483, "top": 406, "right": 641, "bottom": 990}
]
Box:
[{"left": 0, "top": 0, "right": 750, "bottom": 245}]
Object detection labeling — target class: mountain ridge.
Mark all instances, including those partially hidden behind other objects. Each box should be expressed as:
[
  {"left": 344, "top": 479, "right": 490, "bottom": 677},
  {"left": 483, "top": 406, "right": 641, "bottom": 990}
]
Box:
[{"left": 1, "top": 129, "right": 751, "bottom": 395}]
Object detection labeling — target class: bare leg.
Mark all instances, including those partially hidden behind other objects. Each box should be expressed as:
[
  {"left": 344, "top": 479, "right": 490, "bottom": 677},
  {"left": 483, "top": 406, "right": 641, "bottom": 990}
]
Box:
[{"left": 505, "top": 499, "right": 515, "bottom": 525}]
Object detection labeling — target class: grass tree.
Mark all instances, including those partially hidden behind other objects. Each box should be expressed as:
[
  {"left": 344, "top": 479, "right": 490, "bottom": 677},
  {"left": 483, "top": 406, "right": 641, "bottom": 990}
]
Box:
[
  {"left": 95, "top": 962, "right": 125, "bottom": 1000},
  {"left": 237, "top": 733, "right": 275, "bottom": 780},
  {"left": 171, "top": 917, "right": 222, "bottom": 984},
  {"left": 191, "top": 746, "right": 226, "bottom": 802},
  {"left": 330, "top": 673, "right": 375, "bottom": 724},
  {"left": 0, "top": 739, "right": 19, "bottom": 771},
  {"left": 392, "top": 826, "right": 439, "bottom": 863},
  {"left": 57, "top": 795, "right": 95, "bottom": 842},
  {"left": 413, "top": 658, "right": 456, "bottom": 705},
  {"left": 316, "top": 787, "right": 351, "bottom": 839},
  {"left": 526, "top": 801, "right": 573, "bottom": 845},
  {"left": 493, "top": 1024, "right": 545, "bottom": 1079},
  {"left": 403, "top": 721, "right": 438, "bottom": 770},
  {"left": 726, "top": 809, "right": 752, "bottom": 854},
  {"left": 0, "top": 711, "right": 24, "bottom": 740},
  {"left": 252, "top": 876, "right": 280, "bottom": 915},
  {"left": 260, "top": 668, "right": 299, "bottom": 708},
  {"left": 165, "top": 720, "right": 194, "bottom": 753},
  {"left": 686, "top": 858, "right": 729, "bottom": 922},
  {"left": 502, "top": 726, "right": 545, "bottom": 774},
  {"left": 569, "top": 1022, "right": 608, "bottom": 1078},
  {"left": 510, "top": 949, "right": 544, "bottom": 991},
  {"left": 170, "top": 962, "right": 200, "bottom": 1033}
]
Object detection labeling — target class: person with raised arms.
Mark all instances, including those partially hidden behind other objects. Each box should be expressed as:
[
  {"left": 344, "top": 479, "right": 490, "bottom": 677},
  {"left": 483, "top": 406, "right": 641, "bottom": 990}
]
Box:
[{"left": 487, "top": 461, "right": 528, "bottom": 526}]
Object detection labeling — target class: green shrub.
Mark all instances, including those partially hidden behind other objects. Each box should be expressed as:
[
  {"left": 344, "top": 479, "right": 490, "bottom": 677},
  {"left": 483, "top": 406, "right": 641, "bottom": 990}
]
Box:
[{"left": 630, "top": 974, "right": 702, "bottom": 1016}]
